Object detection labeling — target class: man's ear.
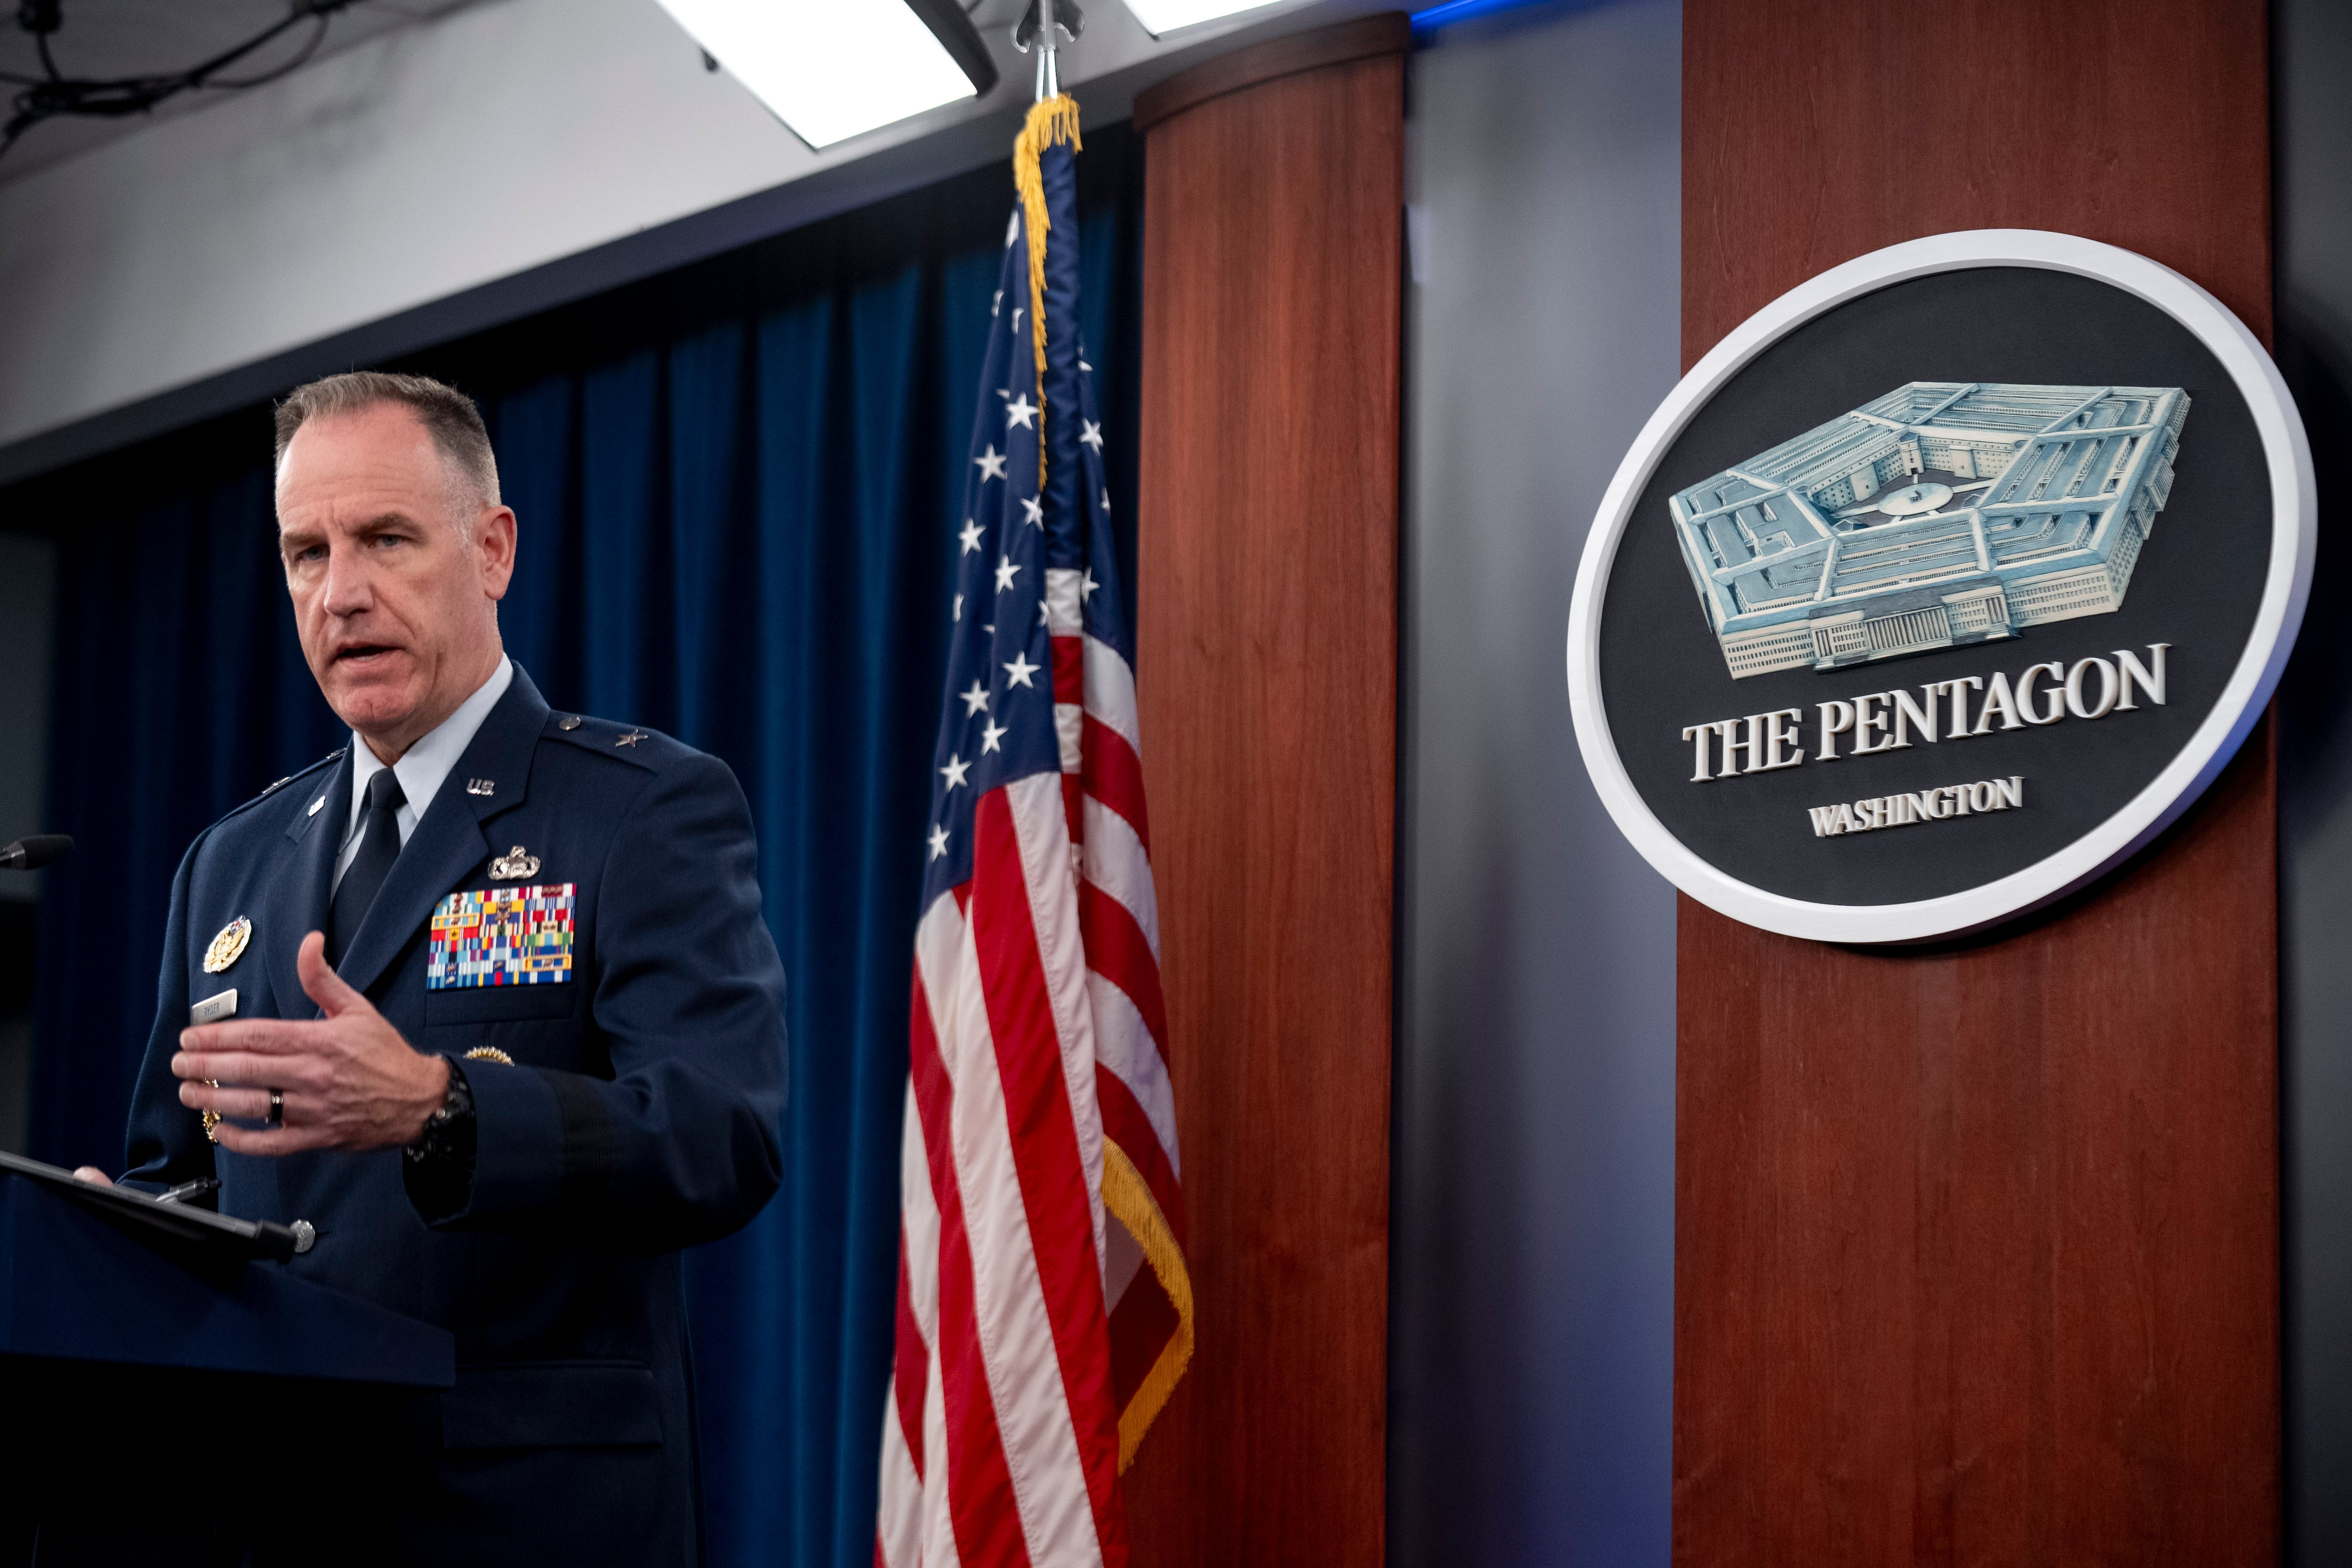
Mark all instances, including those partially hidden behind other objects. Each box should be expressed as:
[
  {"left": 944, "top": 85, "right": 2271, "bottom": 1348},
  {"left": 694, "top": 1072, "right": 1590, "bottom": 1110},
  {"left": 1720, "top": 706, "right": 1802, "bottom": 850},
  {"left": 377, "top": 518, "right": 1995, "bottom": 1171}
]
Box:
[{"left": 475, "top": 506, "right": 518, "bottom": 601}]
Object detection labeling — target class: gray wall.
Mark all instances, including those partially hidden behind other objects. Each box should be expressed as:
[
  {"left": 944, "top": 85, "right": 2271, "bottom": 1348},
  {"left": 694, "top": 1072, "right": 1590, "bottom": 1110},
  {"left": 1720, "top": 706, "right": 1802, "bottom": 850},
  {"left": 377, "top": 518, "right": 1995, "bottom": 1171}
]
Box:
[
  {"left": 1392, "top": 3, "right": 1681, "bottom": 1562},
  {"left": 2274, "top": 0, "right": 2352, "bottom": 1558}
]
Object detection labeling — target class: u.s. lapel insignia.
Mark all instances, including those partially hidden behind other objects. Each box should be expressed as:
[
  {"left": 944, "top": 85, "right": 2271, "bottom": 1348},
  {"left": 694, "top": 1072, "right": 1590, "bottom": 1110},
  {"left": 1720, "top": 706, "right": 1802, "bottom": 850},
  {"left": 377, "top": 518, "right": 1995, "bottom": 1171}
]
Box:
[
  {"left": 466, "top": 778, "right": 495, "bottom": 796},
  {"left": 488, "top": 845, "right": 541, "bottom": 881},
  {"left": 202, "top": 916, "right": 253, "bottom": 974}
]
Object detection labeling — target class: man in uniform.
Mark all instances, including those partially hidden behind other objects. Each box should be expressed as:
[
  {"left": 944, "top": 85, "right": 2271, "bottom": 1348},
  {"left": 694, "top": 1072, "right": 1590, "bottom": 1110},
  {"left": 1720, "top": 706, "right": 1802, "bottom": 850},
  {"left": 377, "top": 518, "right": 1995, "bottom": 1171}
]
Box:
[{"left": 76, "top": 371, "right": 788, "bottom": 1563}]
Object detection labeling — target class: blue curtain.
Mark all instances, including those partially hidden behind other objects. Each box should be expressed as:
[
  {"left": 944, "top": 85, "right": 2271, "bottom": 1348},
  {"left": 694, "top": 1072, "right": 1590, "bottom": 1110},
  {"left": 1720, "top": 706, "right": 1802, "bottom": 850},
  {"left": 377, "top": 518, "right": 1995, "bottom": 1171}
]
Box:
[{"left": 15, "top": 128, "right": 1142, "bottom": 1568}]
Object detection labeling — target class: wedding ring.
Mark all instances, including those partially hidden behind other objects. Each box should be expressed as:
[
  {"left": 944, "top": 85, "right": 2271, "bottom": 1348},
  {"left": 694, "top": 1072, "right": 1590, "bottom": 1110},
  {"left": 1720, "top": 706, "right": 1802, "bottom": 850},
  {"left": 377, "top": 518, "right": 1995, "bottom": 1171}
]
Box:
[{"left": 268, "top": 1089, "right": 285, "bottom": 1128}]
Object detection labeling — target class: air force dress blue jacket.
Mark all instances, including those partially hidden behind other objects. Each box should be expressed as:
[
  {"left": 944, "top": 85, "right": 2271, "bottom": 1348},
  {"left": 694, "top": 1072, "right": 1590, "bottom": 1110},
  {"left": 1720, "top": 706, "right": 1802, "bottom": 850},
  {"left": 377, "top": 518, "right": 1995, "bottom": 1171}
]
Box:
[{"left": 116, "top": 665, "right": 789, "bottom": 1565}]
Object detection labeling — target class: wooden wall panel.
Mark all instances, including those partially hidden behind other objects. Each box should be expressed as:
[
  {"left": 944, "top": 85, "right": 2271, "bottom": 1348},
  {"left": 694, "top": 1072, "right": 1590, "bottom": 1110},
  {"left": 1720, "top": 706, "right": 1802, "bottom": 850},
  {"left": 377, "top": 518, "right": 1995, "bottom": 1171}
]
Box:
[
  {"left": 1677, "top": 2, "right": 2279, "bottom": 1563},
  {"left": 1126, "top": 17, "right": 1406, "bottom": 1567},
  {"left": 1682, "top": 0, "right": 2272, "bottom": 355}
]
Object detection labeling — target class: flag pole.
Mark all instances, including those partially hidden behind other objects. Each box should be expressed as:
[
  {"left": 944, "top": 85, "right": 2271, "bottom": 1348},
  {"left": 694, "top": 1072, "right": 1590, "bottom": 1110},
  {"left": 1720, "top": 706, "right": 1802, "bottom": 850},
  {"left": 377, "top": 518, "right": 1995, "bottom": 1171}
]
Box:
[{"left": 1035, "top": 0, "right": 1059, "bottom": 100}]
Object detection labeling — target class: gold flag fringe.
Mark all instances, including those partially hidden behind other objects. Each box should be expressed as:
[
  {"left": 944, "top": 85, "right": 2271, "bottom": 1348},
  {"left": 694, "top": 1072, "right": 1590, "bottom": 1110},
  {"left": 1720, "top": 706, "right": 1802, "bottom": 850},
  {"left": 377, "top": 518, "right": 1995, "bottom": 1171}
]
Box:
[
  {"left": 1102, "top": 1137, "right": 1195, "bottom": 1472},
  {"left": 1013, "top": 94, "right": 1083, "bottom": 486}
]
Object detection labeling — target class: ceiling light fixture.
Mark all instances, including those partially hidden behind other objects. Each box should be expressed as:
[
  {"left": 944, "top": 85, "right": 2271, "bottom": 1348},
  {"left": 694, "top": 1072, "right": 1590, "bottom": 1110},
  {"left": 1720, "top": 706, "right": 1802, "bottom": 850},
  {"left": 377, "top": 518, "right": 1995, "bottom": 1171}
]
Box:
[{"left": 654, "top": 0, "right": 999, "bottom": 151}]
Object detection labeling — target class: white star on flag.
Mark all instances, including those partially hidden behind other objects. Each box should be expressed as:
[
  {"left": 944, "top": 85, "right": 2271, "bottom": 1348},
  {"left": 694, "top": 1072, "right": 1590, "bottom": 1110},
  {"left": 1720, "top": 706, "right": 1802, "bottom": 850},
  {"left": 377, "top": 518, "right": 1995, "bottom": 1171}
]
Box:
[
  {"left": 1002, "top": 652, "right": 1039, "bottom": 688},
  {"left": 980, "top": 719, "right": 1008, "bottom": 754},
  {"left": 1021, "top": 496, "right": 1044, "bottom": 526},
  {"left": 960, "top": 518, "right": 984, "bottom": 553},
  {"left": 1080, "top": 419, "right": 1103, "bottom": 451},
  {"left": 975, "top": 445, "right": 1007, "bottom": 481},
  {"left": 959, "top": 680, "right": 989, "bottom": 716},
  {"left": 994, "top": 555, "right": 1021, "bottom": 592},
  {"left": 927, "top": 823, "right": 949, "bottom": 860},
  {"left": 1006, "top": 393, "right": 1038, "bottom": 429},
  {"left": 938, "top": 754, "right": 971, "bottom": 790}
]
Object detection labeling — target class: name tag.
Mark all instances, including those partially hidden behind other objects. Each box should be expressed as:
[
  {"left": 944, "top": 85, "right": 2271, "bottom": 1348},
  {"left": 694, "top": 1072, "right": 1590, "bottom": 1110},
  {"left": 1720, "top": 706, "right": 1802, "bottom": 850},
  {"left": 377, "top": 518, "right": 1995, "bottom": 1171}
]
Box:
[
  {"left": 428, "top": 883, "right": 577, "bottom": 990},
  {"left": 190, "top": 989, "right": 237, "bottom": 1026}
]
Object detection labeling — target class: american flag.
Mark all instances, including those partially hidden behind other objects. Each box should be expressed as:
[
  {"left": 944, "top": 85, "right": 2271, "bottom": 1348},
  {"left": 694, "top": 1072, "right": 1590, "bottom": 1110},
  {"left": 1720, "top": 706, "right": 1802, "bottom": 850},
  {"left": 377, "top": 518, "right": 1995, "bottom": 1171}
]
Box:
[{"left": 876, "top": 97, "right": 1192, "bottom": 1568}]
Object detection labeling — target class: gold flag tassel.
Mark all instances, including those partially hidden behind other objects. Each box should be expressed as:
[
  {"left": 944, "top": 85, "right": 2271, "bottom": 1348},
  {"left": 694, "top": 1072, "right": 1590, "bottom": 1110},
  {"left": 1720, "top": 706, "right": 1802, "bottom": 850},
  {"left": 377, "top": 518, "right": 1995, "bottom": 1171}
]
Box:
[
  {"left": 1103, "top": 1137, "right": 1196, "bottom": 1471},
  {"left": 1013, "top": 93, "right": 1083, "bottom": 486}
]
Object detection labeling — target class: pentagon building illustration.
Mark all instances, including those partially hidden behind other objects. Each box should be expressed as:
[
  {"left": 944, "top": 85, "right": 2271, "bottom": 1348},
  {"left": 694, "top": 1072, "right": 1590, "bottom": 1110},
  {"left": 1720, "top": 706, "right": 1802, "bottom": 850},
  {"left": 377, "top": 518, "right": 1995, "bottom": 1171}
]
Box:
[{"left": 1669, "top": 382, "right": 2189, "bottom": 678}]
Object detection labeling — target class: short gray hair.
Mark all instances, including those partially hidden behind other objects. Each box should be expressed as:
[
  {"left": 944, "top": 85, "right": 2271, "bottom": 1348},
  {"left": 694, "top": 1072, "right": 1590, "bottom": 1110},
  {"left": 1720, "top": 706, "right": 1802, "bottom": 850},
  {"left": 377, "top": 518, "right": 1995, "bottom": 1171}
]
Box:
[{"left": 274, "top": 371, "right": 501, "bottom": 513}]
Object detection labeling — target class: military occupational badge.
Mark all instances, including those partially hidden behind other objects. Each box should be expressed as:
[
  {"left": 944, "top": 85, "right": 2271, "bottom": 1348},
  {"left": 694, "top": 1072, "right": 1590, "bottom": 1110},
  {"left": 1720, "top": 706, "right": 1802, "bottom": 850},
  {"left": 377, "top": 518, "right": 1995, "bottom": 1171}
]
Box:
[
  {"left": 487, "top": 844, "right": 540, "bottom": 881},
  {"left": 428, "top": 883, "right": 576, "bottom": 989},
  {"left": 202, "top": 916, "right": 252, "bottom": 974}
]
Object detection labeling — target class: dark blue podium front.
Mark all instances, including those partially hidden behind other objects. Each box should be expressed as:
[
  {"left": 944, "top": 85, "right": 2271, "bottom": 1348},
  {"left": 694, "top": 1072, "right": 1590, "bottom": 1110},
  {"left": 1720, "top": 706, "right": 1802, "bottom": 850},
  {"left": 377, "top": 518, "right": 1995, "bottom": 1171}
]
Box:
[
  {"left": 0, "top": 1169, "right": 453, "bottom": 1383},
  {"left": 0, "top": 1169, "right": 453, "bottom": 1566}
]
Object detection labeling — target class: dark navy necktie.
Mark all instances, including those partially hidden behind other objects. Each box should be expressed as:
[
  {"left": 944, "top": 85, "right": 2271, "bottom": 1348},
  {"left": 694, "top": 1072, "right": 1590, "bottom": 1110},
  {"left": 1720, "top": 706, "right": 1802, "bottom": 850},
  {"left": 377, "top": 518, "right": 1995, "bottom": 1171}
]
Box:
[{"left": 328, "top": 768, "right": 406, "bottom": 967}]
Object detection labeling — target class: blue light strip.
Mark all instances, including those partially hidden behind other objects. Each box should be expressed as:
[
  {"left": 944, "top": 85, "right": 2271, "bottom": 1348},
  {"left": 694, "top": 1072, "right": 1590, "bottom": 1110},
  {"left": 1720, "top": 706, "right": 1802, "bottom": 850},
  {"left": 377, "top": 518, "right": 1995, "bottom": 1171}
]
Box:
[{"left": 1409, "top": 0, "right": 1550, "bottom": 32}]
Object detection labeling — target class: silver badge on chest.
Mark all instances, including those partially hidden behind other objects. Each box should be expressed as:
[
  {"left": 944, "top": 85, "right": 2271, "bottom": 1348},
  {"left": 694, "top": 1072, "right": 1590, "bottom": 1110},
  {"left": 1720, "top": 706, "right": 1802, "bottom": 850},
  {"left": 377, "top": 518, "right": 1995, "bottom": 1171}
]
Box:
[{"left": 488, "top": 845, "right": 541, "bottom": 881}]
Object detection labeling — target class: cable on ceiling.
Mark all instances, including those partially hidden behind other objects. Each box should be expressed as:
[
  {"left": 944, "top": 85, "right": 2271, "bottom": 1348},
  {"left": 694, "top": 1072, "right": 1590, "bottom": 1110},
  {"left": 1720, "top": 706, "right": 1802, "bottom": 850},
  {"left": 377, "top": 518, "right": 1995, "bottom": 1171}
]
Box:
[{"left": 3, "top": 0, "right": 369, "bottom": 162}]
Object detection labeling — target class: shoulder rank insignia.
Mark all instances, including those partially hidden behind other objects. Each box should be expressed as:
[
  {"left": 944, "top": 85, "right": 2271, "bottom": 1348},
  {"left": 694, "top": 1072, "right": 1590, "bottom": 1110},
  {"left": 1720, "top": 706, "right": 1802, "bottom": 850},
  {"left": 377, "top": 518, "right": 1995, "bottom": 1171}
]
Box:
[
  {"left": 203, "top": 916, "right": 252, "bottom": 974},
  {"left": 488, "top": 845, "right": 541, "bottom": 881}
]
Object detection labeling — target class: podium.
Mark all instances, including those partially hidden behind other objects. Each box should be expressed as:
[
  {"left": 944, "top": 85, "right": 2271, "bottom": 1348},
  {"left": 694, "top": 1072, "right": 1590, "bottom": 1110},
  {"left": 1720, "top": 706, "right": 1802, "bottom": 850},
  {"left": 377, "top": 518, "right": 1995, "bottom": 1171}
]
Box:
[{"left": 0, "top": 1158, "right": 453, "bottom": 1567}]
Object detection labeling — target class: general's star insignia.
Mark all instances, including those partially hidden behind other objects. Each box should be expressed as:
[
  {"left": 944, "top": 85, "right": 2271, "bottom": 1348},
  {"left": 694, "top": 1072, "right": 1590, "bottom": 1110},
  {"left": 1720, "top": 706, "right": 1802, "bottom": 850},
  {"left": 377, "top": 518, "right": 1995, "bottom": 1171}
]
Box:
[
  {"left": 202, "top": 916, "right": 252, "bottom": 975},
  {"left": 488, "top": 845, "right": 542, "bottom": 881},
  {"left": 615, "top": 730, "right": 647, "bottom": 748}
]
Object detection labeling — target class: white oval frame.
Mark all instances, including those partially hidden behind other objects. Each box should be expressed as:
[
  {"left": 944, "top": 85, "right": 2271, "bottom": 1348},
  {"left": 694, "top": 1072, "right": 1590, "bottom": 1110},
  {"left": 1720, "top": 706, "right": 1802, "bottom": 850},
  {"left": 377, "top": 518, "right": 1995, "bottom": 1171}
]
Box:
[{"left": 1565, "top": 230, "right": 2314, "bottom": 944}]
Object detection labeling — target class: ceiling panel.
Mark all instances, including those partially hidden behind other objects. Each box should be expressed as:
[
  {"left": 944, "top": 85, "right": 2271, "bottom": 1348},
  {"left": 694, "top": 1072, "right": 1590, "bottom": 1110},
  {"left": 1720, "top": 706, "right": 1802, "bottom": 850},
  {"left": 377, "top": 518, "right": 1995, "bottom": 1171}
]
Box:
[{"left": 0, "top": 0, "right": 469, "bottom": 183}]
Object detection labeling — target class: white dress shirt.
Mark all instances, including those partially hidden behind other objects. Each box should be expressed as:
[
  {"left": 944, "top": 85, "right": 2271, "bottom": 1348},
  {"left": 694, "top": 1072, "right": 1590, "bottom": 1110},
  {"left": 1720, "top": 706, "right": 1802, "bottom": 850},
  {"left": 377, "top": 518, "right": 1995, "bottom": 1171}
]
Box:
[{"left": 332, "top": 655, "right": 515, "bottom": 893}]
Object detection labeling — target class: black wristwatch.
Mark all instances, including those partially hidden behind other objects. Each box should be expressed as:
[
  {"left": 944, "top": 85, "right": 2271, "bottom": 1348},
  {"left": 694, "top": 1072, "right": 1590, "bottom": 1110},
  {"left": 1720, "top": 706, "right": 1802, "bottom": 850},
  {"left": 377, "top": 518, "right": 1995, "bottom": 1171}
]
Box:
[{"left": 402, "top": 1055, "right": 477, "bottom": 1218}]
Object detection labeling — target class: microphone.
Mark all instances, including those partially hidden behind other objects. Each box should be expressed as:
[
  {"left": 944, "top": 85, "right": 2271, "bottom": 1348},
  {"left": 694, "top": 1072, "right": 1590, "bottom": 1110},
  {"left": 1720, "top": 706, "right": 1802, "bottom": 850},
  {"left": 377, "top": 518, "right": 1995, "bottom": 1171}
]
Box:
[{"left": 0, "top": 835, "right": 72, "bottom": 871}]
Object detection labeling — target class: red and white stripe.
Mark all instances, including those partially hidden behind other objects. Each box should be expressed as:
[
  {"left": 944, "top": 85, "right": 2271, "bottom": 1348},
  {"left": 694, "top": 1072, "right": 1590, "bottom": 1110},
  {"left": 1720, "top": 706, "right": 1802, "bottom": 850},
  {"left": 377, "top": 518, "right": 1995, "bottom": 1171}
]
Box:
[{"left": 878, "top": 570, "right": 1180, "bottom": 1568}]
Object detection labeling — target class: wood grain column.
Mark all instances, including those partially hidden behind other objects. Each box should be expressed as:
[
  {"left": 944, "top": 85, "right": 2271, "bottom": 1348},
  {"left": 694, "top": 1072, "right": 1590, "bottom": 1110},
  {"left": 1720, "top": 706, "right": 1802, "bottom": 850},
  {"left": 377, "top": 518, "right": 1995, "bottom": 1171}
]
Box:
[
  {"left": 1676, "top": 3, "right": 2279, "bottom": 1564},
  {"left": 1128, "top": 16, "right": 1406, "bottom": 1565}
]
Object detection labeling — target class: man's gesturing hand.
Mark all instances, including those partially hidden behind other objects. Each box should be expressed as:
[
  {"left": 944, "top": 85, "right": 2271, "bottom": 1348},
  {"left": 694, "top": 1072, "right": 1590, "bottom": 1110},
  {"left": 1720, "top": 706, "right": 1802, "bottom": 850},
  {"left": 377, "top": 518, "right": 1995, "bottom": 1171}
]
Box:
[{"left": 173, "top": 931, "right": 450, "bottom": 1155}]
